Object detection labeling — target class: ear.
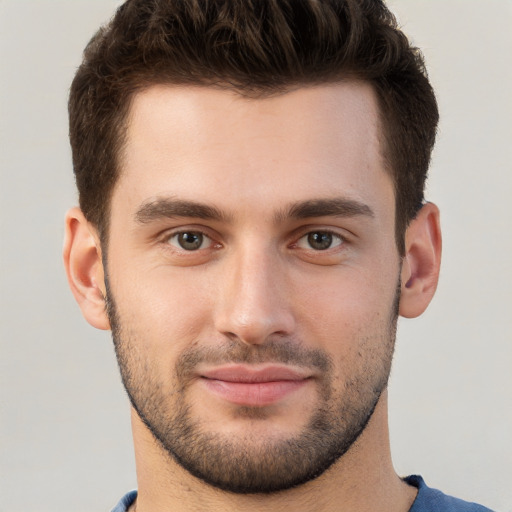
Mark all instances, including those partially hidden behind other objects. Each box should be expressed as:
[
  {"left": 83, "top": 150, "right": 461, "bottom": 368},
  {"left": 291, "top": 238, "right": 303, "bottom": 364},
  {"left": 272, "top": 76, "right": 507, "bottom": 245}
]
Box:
[
  {"left": 399, "top": 202, "right": 442, "bottom": 318},
  {"left": 63, "top": 207, "right": 110, "bottom": 330}
]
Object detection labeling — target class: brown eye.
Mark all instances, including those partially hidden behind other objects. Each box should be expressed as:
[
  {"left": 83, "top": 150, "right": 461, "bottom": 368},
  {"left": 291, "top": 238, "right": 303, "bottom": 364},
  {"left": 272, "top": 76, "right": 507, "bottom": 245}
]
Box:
[
  {"left": 168, "top": 231, "right": 210, "bottom": 251},
  {"left": 297, "top": 231, "right": 343, "bottom": 251}
]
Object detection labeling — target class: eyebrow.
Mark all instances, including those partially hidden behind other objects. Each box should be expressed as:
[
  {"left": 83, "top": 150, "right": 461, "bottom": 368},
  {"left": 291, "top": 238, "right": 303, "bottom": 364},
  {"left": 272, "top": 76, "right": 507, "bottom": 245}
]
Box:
[
  {"left": 135, "top": 196, "right": 374, "bottom": 225},
  {"left": 135, "top": 198, "right": 229, "bottom": 224},
  {"left": 276, "top": 198, "right": 374, "bottom": 222}
]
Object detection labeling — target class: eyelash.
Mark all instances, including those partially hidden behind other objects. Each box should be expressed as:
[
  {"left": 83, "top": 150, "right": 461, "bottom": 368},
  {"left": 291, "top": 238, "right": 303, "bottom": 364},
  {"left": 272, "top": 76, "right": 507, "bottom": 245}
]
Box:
[
  {"left": 165, "top": 230, "right": 218, "bottom": 251},
  {"left": 294, "top": 230, "right": 345, "bottom": 251}
]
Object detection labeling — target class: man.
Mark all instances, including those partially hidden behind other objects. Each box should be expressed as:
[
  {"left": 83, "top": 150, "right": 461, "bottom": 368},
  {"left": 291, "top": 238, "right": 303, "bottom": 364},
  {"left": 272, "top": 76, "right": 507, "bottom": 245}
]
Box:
[{"left": 63, "top": 1, "right": 493, "bottom": 511}]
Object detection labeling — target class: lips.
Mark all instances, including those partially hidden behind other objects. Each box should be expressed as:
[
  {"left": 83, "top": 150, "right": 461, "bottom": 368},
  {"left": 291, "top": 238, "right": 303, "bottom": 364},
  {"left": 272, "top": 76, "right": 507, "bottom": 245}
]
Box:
[{"left": 199, "top": 365, "right": 311, "bottom": 407}]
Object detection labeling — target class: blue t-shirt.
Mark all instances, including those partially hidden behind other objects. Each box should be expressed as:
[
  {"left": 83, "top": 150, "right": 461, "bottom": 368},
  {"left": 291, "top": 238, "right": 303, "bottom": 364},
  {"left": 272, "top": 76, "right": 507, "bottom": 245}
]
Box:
[
  {"left": 405, "top": 475, "right": 494, "bottom": 512},
  {"left": 110, "top": 476, "right": 495, "bottom": 511},
  {"left": 111, "top": 490, "right": 137, "bottom": 512}
]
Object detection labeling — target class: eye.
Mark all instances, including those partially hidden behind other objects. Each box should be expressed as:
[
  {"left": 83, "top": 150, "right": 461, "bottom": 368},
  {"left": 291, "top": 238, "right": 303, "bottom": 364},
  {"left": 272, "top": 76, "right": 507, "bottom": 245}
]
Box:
[
  {"left": 167, "top": 231, "right": 212, "bottom": 251},
  {"left": 296, "top": 231, "right": 343, "bottom": 251}
]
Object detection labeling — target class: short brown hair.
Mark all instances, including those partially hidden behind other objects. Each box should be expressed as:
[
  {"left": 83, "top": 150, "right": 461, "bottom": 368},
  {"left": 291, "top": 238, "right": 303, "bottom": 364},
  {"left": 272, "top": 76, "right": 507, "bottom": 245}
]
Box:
[{"left": 69, "top": 0, "right": 438, "bottom": 252}]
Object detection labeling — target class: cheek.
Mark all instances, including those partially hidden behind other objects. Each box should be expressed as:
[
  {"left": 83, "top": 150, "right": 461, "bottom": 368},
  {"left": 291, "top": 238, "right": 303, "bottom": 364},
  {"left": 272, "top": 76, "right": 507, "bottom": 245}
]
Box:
[
  {"left": 292, "top": 262, "right": 399, "bottom": 347},
  {"left": 110, "top": 263, "right": 214, "bottom": 356},
  {"left": 300, "top": 263, "right": 398, "bottom": 309}
]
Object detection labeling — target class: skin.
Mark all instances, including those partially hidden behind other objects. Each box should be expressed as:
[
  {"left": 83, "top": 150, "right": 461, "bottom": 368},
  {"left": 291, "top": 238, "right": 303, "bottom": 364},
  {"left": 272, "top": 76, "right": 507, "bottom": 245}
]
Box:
[{"left": 64, "top": 82, "right": 441, "bottom": 512}]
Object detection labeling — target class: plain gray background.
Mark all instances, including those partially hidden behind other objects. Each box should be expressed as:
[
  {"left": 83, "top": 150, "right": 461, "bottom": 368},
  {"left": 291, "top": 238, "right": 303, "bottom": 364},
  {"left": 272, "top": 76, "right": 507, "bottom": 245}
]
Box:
[{"left": 1, "top": 1, "right": 511, "bottom": 511}]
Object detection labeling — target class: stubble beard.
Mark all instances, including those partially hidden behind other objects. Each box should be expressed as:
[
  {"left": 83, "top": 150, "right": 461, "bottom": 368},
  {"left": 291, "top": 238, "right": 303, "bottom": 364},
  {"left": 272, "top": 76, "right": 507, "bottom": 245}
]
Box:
[{"left": 106, "top": 281, "right": 399, "bottom": 495}]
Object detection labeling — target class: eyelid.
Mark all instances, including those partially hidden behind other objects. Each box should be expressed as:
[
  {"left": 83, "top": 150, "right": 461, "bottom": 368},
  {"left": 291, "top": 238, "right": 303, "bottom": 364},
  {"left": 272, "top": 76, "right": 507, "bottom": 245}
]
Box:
[
  {"left": 291, "top": 225, "right": 349, "bottom": 243},
  {"left": 167, "top": 231, "right": 212, "bottom": 250},
  {"left": 294, "top": 230, "right": 345, "bottom": 250},
  {"left": 158, "top": 225, "right": 222, "bottom": 251}
]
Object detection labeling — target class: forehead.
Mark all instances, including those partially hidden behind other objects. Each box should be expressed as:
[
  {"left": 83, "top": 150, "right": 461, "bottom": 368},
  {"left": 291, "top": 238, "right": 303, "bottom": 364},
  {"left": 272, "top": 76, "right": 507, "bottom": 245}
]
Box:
[{"left": 114, "top": 82, "right": 392, "bottom": 222}]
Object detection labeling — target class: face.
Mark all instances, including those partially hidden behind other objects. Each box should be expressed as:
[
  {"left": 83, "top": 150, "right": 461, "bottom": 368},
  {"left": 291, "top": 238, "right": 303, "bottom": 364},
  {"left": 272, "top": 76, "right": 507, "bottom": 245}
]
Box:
[{"left": 105, "top": 83, "right": 401, "bottom": 493}]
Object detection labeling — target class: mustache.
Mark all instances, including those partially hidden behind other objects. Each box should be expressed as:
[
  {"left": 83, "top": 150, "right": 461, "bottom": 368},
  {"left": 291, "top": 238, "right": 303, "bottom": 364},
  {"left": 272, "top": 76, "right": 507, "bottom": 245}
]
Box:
[{"left": 175, "top": 339, "right": 333, "bottom": 381}]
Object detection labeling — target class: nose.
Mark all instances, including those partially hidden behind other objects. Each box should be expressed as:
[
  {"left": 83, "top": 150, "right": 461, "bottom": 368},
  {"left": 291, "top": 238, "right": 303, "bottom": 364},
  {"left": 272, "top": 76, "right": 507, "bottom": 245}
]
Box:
[{"left": 214, "top": 245, "right": 296, "bottom": 345}]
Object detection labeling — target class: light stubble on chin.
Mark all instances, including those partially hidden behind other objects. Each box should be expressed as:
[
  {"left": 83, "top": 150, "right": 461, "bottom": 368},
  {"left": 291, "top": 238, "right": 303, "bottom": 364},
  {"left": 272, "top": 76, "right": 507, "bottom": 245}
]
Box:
[{"left": 105, "top": 277, "right": 399, "bottom": 494}]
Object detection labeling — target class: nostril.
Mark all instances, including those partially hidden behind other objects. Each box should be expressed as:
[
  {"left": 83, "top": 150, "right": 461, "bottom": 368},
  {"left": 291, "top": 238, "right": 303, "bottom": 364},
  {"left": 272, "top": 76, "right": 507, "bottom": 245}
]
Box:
[{"left": 215, "top": 310, "right": 296, "bottom": 346}]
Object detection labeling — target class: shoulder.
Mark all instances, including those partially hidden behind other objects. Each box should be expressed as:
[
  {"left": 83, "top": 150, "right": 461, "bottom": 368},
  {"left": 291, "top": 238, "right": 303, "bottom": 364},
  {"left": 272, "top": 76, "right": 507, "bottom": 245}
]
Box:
[
  {"left": 406, "top": 476, "right": 496, "bottom": 512},
  {"left": 110, "top": 490, "right": 137, "bottom": 512}
]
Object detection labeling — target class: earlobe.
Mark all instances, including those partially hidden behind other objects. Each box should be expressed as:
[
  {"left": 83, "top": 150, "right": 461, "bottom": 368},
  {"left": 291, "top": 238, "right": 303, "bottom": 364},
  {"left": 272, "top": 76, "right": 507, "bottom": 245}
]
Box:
[
  {"left": 63, "top": 207, "right": 110, "bottom": 330},
  {"left": 399, "top": 202, "right": 442, "bottom": 319}
]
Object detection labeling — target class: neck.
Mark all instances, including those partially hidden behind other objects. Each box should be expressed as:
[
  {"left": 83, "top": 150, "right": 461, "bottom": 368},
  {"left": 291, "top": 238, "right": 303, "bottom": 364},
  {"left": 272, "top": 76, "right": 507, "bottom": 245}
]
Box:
[{"left": 130, "top": 391, "right": 417, "bottom": 512}]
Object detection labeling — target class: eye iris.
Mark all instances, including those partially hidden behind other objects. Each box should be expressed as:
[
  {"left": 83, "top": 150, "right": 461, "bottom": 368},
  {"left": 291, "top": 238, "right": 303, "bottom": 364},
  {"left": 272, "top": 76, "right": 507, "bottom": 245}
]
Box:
[
  {"left": 178, "top": 232, "right": 203, "bottom": 250},
  {"left": 308, "top": 232, "right": 332, "bottom": 250}
]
